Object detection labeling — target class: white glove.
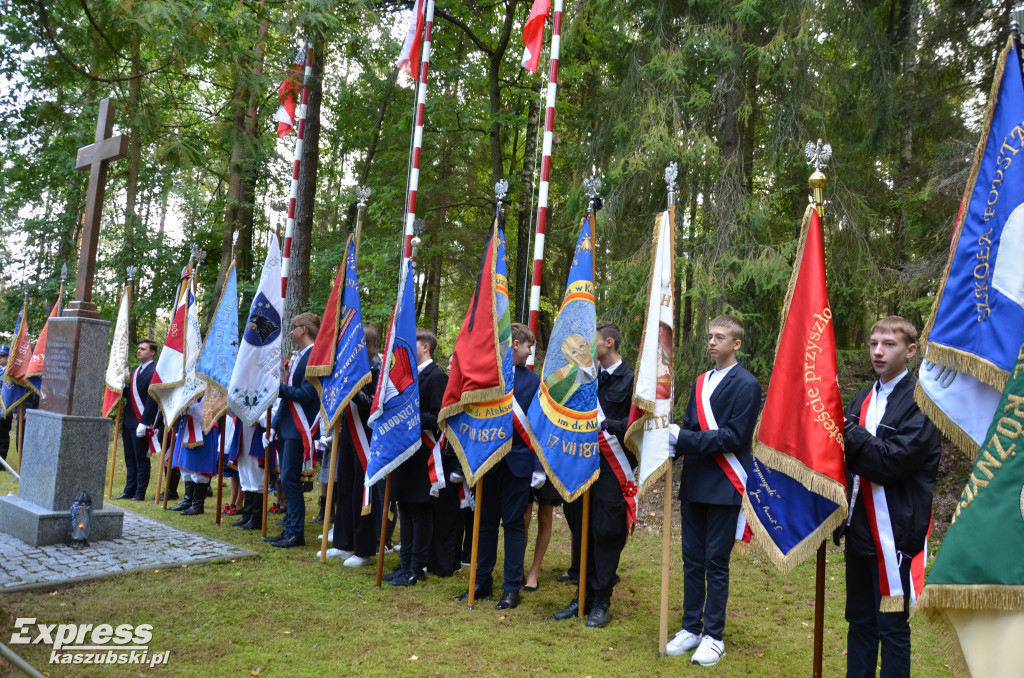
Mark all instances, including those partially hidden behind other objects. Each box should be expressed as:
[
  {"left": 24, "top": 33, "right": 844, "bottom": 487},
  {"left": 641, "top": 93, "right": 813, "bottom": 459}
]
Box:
[
  {"left": 315, "top": 435, "right": 331, "bottom": 453},
  {"left": 449, "top": 470, "right": 464, "bottom": 484},
  {"left": 669, "top": 423, "right": 680, "bottom": 447},
  {"left": 262, "top": 429, "right": 276, "bottom": 447},
  {"left": 530, "top": 471, "right": 547, "bottom": 489},
  {"left": 136, "top": 423, "right": 147, "bottom": 438}
]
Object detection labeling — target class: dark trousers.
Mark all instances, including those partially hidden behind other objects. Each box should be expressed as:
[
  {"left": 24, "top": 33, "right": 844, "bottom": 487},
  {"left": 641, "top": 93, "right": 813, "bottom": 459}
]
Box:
[
  {"left": 429, "top": 470, "right": 464, "bottom": 576},
  {"left": 679, "top": 500, "right": 739, "bottom": 641},
  {"left": 475, "top": 463, "right": 531, "bottom": 593},
  {"left": 333, "top": 441, "right": 376, "bottom": 557},
  {"left": 845, "top": 550, "right": 912, "bottom": 678},
  {"left": 399, "top": 501, "right": 433, "bottom": 572},
  {"left": 278, "top": 438, "right": 305, "bottom": 535},
  {"left": 563, "top": 471, "right": 628, "bottom": 598},
  {"left": 374, "top": 479, "right": 396, "bottom": 545},
  {"left": 0, "top": 414, "right": 12, "bottom": 460},
  {"left": 120, "top": 426, "right": 151, "bottom": 498}
]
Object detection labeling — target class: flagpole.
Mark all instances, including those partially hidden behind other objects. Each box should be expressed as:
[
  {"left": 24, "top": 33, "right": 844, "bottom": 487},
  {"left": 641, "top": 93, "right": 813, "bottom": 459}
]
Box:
[
  {"left": 282, "top": 43, "right": 314, "bottom": 299},
  {"left": 807, "top": 141, "right": 829, "bottom": 678},
  {"left": 262, "top": 410, "right": 272, "bottom": 539},
  {"left": 108, "top": 400, "right": 123, "bottom": 498},
  {"left": 401, "top": 0, "right": 435, "bottom": 262},
  {"left": 658, "top": 164, "right": 678, "bottom": 657},
  {"left": 375, "top": 474, "right": 392, "bottom": 588},
  {"left": 161, "top": 429, "right": 175, "bottom": 510},
  {"left": 15, "top": 405, "right": 24, "bottom": 475},
  {"left": 215, "top": 417, "right": 226, "bottom": 525},
  {"left": 320, "top": 424, "right": 342, "bottom": 562},
  {"left": 154, "top": 427, "right": 170, "bottom": 504},
  {"left": 526, "top": 0, "right": 563, "bottom": 369},
  {"left": 467, "top": 479, "right": 484, "bottom": 609}
]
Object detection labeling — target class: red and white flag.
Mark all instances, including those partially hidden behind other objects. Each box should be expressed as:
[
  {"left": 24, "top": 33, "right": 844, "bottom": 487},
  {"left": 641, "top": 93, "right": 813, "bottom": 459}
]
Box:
[
  {"left": 521, "top": 0, "right": 551, "bottom": 73},
  {"left": 102, "top": 282, "right": 132, "bottom": 417},
  {"left": 149, "top": 270, "right": 205, "bottom": 425},
  {"left": 274, "top": 46, "right": 306, "bottom": 137},
  {"left": 396, "top": 0, "right": 427, "bottom": 79},
  {"left": 625, "top": 207, "right": 675, "bottom": 494}
]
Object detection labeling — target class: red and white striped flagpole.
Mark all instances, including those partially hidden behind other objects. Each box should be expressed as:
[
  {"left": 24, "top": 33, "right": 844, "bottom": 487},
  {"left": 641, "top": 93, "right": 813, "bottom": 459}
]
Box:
[
  {"left": 282, "top": 43, "right": 315, "bottom": 297},
  {"left": 402, "top": 0, "right": 435, "bottom": 261},
  {"left": 526, "top": 0, "right": 562, "bottom": 369}
]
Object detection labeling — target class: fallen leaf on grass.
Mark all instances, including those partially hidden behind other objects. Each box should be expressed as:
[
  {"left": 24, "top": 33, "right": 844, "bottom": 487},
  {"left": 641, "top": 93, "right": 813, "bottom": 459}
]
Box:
[
  {"left": 409, "top": 655, "right": 419, "bottom": 661},
  {"left": 802, "top": 622, "right": 808, "bottom": 626},
  {"left": 282, "top": 630, "right": 292, "bottom": 635},
  {"left": 499, "top": 615, "right": 506, "bottom": 620},
  {"left": 251, "top": 668, "right": 262, "bottom": 676}
]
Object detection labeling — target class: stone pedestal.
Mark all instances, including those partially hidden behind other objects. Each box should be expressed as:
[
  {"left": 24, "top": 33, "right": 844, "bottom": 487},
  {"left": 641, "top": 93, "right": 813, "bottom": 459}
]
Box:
[{"left": 0, "top": 317, "right": 124, "bottom": 546}]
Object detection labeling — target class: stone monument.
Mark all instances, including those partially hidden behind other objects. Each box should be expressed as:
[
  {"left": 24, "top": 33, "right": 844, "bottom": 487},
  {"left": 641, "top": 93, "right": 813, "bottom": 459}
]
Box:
[{"left": 0, "top": 98, "right": 129, "bottom": 545}]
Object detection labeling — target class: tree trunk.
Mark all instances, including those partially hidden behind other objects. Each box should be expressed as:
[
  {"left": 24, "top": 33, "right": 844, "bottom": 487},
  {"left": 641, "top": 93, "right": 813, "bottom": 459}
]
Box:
[
  {"left": 514, "top": 84, "right": 541, "bottom": 322},
  {"left": 126, "top": 33, "right": 143, "bottom": 347},
  {"left": 286, "top": 35, "right": 325, "bottom": 325}
]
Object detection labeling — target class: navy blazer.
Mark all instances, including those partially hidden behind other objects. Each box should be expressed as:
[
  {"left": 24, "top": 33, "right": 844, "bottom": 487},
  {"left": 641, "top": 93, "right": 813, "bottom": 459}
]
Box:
[
  {"left": 504, "top": 364, "right": 541, "bottom": 478},
  {"left": 272, "top": 348, "right": 320, "bottom": 440},
  {"left": 675, "top": 363, "right": 761, "bottom": 506},
  {"left": 126, "top": 362, "right": 161, "bottom": 431}
]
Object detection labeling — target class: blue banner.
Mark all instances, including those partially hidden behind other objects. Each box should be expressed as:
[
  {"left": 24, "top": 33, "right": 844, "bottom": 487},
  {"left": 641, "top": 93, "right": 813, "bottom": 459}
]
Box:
[
  {"left": 365, "top": 259, "right": 421, "bottom": 486},
  {"left": 527, "top": 215, "right": 600, "bottom": 502},
  {"left": 197, "top": 263, "right": 240, "bottom": 392}
]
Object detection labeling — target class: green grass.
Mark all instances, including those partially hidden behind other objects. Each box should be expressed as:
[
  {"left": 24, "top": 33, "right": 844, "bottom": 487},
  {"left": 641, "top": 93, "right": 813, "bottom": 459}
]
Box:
[{"left": 0, "top": 445, "right": 956, "bottom": 677}]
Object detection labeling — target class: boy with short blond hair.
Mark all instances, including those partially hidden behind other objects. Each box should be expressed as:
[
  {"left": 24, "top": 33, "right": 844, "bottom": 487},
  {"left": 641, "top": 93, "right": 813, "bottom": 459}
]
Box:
[
  {"left": 839, "top": 316, "right": 941, "bottom": 678},
  {"left": 669, "top": 314, "right": 761, "bottom": 666}
]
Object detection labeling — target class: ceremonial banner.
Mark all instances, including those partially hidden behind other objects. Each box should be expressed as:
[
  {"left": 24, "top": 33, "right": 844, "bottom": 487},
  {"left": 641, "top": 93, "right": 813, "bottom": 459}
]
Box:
[
  {"left": 365, "top": 259, "right": 421, "bottom": 486},
  {"left": 915, "top": 340, "right": 1024, "bottom": 678},
  {"left": 306, "top": 236, "right": 371, "bottom": 430},
  {"left": 149, "top": 274, "right": 204, "bottom": 426},
  {"left": 917, "top": 36, "right": 1024, "bottom": 457},
  {"left": 742, "top": 206, "right": 847, "bottom": 571},
  {"left": 102, "top": 281, "right": 132, "bottom": 417},
  {"left": 197, "top": 261, "right": 239, "bottom": 430},
  {"left": 396, "top": 0, "right": 427, "bottom": 78},
  {"left": 228, "top": 235, "right": 284, "bottom": 427},
  {"left": 0, "top": 301, "right": 32, "bottom": 415},
  {"left": 439, "top": 216, "right": 515, "bottom": 486},
  {"left": 625, "top": 207, "right": 675, "bottom": 495},
  {"left": 274, "top": 46, "right": 306, "bottom": 137},
  {"left": 25, "top": 297, "right": 62, "bottom": 394},
  {"left": 521, "top": 0, "right": 551, "bottom": 73},
  {"left": 526, "top": 214, "right": 599, "bottom": 502}
]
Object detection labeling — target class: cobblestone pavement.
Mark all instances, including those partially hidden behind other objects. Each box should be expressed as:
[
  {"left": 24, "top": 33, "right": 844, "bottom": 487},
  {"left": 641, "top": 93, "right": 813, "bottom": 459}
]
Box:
[{"left": 0, "top": 509, "right": 255, "bottom": 593}]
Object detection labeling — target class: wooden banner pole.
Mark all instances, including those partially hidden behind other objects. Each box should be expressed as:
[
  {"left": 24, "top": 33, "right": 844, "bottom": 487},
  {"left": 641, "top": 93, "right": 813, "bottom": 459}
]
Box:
[
  {"left": 578, "top": 488, "right": 590, "bottom": 621},
  {"left": 107, "top": 400, "right": 123, "bottom": 498},
  {"left": 320, "top": 419, "right": 342, "bottom": 562},
  {"left": 467, "top": 479, "right": 484, "bottom": 608},
  {"left": 215, "top": 417, "right": 226, "bottom": 525},
  {"left": 658, "top": 466, "right": 673, "bottom": 656},
  {"left": 375, "top": 474, "right": 393, "bottom": 588},
  {"left": 153, "top": 426, "right": 170, "bottom": 504}
]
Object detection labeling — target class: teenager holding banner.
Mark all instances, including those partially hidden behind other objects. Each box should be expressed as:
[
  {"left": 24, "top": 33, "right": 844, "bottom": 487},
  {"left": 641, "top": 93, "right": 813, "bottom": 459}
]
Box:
[
  {"left": 669, "top": 315, "right": 760, "bottom": 666},
  {"left": 839, "top": 316, "right": 941, "bottom": 678},
  {"left": 117, "top": 340, "right": 162, "bottom": 501}
]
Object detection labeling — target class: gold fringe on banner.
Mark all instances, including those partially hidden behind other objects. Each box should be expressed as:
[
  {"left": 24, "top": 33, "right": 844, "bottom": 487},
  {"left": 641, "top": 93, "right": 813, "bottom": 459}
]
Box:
[{"left": 913, "top": 381, "right": 982, "bottom": 459}]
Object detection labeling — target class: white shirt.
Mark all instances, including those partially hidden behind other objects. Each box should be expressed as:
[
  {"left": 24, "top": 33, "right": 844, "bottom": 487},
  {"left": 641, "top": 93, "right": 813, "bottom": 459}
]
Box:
[
  {"left": 289, "top": 345, "right": 312, "bottom": 382},
  {"left": 600, "top": 359, "right": 622, "bottom": 377},
  {"left": 864, "top": 369, "right": 908, "bottom": 436},
  {"left": 417, "top": 358, "right": 434, "bottom": 374},
  {"left": 705, "top": 362, "right": 738, "bottom": 399}
]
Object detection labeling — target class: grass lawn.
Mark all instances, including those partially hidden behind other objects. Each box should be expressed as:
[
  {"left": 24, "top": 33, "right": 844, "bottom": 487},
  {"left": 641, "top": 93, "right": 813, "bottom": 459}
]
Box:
[{"left": 0, "top": 442, "right": 959, "bottom": 678}]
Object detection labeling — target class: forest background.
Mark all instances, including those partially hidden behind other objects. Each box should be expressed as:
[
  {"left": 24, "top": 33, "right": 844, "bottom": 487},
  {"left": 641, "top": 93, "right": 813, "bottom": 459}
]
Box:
[{"left": 0, "top": 0, "right": 1011, "bottom": 392}]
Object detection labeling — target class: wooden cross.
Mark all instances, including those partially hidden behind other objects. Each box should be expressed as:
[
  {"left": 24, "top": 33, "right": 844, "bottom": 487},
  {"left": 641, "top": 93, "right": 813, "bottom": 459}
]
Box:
[{"left": 65, "top": 98, "right": 128, "bottom": 318}]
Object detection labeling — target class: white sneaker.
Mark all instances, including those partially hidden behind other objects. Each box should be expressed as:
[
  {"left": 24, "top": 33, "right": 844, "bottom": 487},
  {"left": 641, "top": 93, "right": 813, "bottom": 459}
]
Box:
[
  {"left": 323, "top": 548, "right": 352, "bottom": 561},
  {"left": 343, "top": 555, "right": 371, "bottom": 568},
  {"left": 665, "top": 629, "right": 702, "bottom": 656},
  {"left": 691, "top": 636, "right": 725, "bottom": 666},
  {"left": 318, "top": 527, "right": 335, "bottom": 542}
]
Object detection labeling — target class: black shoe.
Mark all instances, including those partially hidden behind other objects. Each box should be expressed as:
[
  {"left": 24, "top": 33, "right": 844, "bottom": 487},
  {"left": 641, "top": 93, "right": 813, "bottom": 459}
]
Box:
[
  {"left": 389, "top": 569, "right": 425, "bottom": 587},
  {"left": 523, "top": 584, "right": 539, "bottom": 592},
  {"left": 132, "top": 495, "right": 146, "bottom": 501},
  {"left": 496, "top": 590, "right": 520, "bottom": 610},
  {"left": 313, "top": 496, "right": 326, "bottom": 524},
  {"left": 262, "top": 532, "right": 285, "bottom": 543},
  {"left": 556, "top": 572, "right": 575, "bottom": 583},
  {"left": 453, "top": 585, "right": 493, "bottom": 602},
  {"left": 230, "top": 492, "right": 254, "bottom": 527},
  {"left": 114, "top": 492, "right": 132, "bottom": 500},
  {"left": 240, "top": 496, "right": 264, "bottom": 530},
  {"left": 385, "top": 567, "right": 409, "bottom": 583},
  {"left": 181, "top": 483, "right": 207, "bottom": 515},
  {"left": 158, "top": 491, "right": 180, "bottom": 502},
  {"left": 167, "top": 481, "right": 195, "bottom": 511},
  {"left": 586, "top": 601, "right": 611, "bottom": 628},
  {"left": 553, "top": 598, "right": 579, "bottom": 621},
  {"left": 271, "top": 533, "right": 305, "bottom": 548}
]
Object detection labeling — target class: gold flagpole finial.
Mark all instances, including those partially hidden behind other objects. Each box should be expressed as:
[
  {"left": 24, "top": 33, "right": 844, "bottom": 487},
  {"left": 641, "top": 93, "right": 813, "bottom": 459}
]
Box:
[{"left": 805, "top": 139, "right": 831, "bottom": 217}]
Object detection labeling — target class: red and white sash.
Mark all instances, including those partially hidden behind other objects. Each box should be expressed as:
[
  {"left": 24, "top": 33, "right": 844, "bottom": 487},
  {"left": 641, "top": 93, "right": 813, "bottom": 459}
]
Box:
[
  {"left": 856, "top": 388, "right": 930, "bottom": 612},
  {"left": 596, "top": 402, "right": 638, "bottom": 532},
  {"left": 696, "top": 370, "right": 753, "bottom": 546},
  {"left": 459, "top": 477, "right": 475, "bottom": 510},
  {"left": 511, "top": 396, "right": 535, "bottom": 453},
  {"left": 345, "top": 401, "right": 373, "bottom": 512},
  {"left": 424, "top": 430, "right": 446, "bottom": 498},
  {"left": 130, "top": 365, "right": 160, "bottom": 457},
  {"left": 181, "top": 412, "right": 203, "bottom": 448},
  {"left": 287, "top": 400, "right": 320, "bottom": 467}
]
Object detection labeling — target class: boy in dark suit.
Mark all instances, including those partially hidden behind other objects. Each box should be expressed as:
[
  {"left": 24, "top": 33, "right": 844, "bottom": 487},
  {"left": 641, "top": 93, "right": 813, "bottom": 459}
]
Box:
[
  {"left": 840, "top": 316, "right": 940, "bottom": 678},
  {"left": 266, "top": 312, "right": 321, "bottom": 548},
  {"left": 669, "top": 315, "right": 761, "bottom": 666},
  {"left": 389, "top": 328, "right": 448, "bottom": 586},
  {"left": 118, "top": 340, "right": 162, "bottom": 501},
  {"left": 455, "top": 323, "right": 542, "bottom": 609}
]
